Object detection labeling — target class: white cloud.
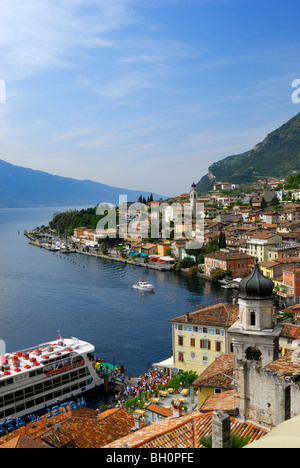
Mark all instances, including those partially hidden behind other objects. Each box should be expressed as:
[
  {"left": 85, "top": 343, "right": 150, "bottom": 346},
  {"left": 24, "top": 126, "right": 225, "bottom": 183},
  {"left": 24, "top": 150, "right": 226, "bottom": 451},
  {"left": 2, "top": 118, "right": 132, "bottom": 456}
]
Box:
[{"left": 0, "top": 0, "right": 136, "bottom": 81}]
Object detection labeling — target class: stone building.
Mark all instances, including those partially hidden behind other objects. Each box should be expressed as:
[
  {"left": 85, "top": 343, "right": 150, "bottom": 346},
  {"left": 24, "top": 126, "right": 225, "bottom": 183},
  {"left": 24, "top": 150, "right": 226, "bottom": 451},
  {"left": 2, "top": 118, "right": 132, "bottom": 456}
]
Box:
[
  {"left": 228, "top": 258, "right": 282, "bottom": 367},
  {"left": 228, "top": 259, "right": 300, "bottom": 429}
]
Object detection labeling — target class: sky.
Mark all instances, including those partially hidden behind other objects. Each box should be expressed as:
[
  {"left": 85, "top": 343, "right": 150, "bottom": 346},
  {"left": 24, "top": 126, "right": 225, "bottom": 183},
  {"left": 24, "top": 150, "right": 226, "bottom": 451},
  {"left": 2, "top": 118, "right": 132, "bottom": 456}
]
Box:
[{"left": 1, "top": 0, "right": 300, "bottom": 197}]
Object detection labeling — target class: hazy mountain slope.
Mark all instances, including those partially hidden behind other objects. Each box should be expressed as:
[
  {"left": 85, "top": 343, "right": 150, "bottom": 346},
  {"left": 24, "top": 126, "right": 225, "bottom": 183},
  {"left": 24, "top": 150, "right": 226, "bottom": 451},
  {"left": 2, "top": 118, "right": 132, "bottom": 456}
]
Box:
[{"left": 0, "top": 159, "right": 163, "bottom": 208}]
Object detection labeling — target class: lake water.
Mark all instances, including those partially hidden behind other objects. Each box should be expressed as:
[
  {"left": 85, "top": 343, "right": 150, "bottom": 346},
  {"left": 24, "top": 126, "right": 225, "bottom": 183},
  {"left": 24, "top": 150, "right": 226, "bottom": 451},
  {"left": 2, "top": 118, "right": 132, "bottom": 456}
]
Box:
[{"left": 0, "top": 206, "right": 234, "bottom": 378}]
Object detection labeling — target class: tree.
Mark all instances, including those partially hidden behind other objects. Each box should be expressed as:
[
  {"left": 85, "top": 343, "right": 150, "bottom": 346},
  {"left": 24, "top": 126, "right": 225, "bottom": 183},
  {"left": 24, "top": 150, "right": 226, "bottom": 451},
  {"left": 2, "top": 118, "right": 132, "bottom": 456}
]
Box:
[
  {"left": 270, "top": 195, "right": 279, "bottom": 207},
  {"left": 168, "top": 370, "right": 198, "bottom": 387},
  {"left": 206, "top": 237, "right": 219, "bottom": 254},
  {"left": 200, "top": 433, "right": 250, "bottom": 448},
  {"left": 261, "top": 197, "right": 267, "bottom": 209},
  {"left": 218, "top": 232, "right": 226, "bottom": 249},
  {"left": 210, "top": 268, "right": 227, "bottom": 283}
]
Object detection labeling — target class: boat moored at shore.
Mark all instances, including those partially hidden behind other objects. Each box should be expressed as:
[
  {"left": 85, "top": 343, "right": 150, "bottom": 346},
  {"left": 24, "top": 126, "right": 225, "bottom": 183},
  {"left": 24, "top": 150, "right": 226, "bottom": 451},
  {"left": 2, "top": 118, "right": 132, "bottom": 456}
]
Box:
[{"left": 0, "top": 333, "right": 104, "bottom": 425}]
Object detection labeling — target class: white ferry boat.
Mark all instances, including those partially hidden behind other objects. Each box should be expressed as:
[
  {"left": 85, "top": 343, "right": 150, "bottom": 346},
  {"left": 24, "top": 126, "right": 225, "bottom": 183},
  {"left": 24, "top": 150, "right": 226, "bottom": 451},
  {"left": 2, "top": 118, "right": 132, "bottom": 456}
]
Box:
[
  {"left": 0, "top": 333, "right": 103, "bottom": 426},
  {"left": 132, "top": 279, "right": 155, "bottom": 291}
]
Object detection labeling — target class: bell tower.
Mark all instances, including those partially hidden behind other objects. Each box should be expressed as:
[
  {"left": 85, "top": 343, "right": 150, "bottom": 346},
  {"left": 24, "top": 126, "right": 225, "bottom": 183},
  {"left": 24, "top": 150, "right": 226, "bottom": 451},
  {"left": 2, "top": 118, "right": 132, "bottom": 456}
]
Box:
[
  {"left": 190, "top": 182, "right": 197, "bottom": 217},
  {"left": 228, "top": 259, "right": 282, "bottom": 367}
]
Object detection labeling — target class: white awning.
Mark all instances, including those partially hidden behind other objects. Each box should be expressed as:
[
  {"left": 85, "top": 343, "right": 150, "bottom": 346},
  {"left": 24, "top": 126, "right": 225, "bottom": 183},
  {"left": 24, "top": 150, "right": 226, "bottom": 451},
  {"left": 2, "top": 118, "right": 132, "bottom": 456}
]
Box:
[{"left": 152, "top": 357, "right": 174, "bottom": 369}]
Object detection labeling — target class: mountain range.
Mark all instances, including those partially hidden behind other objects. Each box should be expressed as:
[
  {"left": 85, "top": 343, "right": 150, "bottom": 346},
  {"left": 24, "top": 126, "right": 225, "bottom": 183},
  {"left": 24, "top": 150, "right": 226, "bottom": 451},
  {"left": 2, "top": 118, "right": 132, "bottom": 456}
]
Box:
[
  {"left": 197, "top": 112, "right": 300, "bottom": 192},
  {"left": 0, "top": 159, "right": 164, "bottom": 208}
]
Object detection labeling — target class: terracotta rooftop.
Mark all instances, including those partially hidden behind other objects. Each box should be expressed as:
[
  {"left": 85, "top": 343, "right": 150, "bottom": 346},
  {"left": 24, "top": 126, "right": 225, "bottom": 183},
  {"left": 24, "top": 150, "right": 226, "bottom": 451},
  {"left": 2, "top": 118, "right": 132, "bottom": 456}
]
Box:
[
  {"left": 146, "top": 403, "right": 173, "bottom": 418},
  {"left": 0, "top": 407, "right": 138, "bottom": 449},
  {"left": 200, "top": 390, "right": 237, "bottom": 414},
  {"left": 280, "top": 324, "right": 300, "bottom": 340},
  {"left": 249, "top": 232, "right": 278, "bottom": 239},
  {"left": 282, "top": 304, "right": 300, "bottom": 313},
  {"left": 170, "top": 303, "right": 239, "bottom": 328},
  {"left": 192, "top": 354, "right": 234, "bottom": 389},
  {"left": 0, "top": 434, "right": 50, "bottom": 449},
  {"left": 204, "top": 251, "right": 255, "bottom": 261},
  {"left": 104, "top": 411, "right": 268, "bottom": 448},
  {"left": 265, "top": 352, "right": 300, "bottom": 378}
]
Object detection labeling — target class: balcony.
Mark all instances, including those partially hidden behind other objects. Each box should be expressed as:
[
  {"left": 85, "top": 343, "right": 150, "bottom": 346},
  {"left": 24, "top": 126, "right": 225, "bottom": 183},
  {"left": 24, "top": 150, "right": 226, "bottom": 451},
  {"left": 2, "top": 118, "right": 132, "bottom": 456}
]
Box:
[{"left": 277, "top": 288, "right": 294, "bottom": 298}]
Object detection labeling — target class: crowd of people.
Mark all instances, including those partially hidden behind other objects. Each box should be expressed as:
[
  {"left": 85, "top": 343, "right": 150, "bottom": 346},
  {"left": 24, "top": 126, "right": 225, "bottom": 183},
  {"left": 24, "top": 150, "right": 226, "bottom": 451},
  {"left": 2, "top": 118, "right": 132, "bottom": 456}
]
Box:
[{"left": 113, "top": 367, "right": 171, "bottom": 408}]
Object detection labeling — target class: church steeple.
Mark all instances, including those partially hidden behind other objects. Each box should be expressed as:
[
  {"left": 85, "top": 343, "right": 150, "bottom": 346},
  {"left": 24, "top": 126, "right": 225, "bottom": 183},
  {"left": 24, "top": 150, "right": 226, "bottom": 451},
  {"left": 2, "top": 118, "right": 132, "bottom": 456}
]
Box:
[
  {"left": 190, "top": 182, "right": 197, "bottom": 217},
  {"left": 228, "top": 260, "right": 282, "bottom": 367},
  {"left": 239, "top": 258, "right": 275, "bottom": 302}
]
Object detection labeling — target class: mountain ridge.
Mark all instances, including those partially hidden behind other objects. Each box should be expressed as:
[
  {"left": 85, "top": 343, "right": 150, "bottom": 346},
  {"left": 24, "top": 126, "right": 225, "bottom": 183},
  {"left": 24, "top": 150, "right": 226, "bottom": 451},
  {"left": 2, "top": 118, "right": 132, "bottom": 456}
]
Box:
[
  {"left": 0, "top": 158, "right": 164, "bottom": 208},
  {"left": 197, "top": 112, "right": 300, "bottom": 192}
]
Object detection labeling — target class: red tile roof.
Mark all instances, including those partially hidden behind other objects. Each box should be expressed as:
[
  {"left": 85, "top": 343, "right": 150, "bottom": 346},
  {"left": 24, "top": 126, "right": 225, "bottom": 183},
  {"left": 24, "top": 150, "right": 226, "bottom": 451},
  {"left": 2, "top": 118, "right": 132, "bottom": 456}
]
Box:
[
  {"left": 170, "top": 303, "right": 239, "bottom": 328},
  {"left": 104, "top": 411, "right": 268, "bottom": 448},
  {"left": 265, "top": 352, "right": 300, "bottom": 378},
  {"left": 192, "top": 354, "right": 234, "bottom": 389},
  {"left": 200, "top": 390, "right": 237, "bottom": 414},
  {"left": 0, "top": 407, "right": 137, "bottom": 449},
  {"left": 280, "top": 324, "right": 300, "bottom": 340},
  {"left": 146, "top": 403, "right": 173, "bottom": 418},
  {"left": 0, "top": 434, "right": 50, "bottom": 449}
]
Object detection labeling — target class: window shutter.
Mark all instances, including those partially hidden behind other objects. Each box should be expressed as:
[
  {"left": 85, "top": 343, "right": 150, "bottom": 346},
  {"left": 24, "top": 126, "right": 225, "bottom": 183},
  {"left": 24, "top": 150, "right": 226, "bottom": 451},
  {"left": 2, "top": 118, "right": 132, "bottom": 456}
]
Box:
[
  {"left": 216, "top": 341, "right": 221, "bottom": 352},
  {"left": 208, "top": 340, "right": 211, "bottom": 350}
]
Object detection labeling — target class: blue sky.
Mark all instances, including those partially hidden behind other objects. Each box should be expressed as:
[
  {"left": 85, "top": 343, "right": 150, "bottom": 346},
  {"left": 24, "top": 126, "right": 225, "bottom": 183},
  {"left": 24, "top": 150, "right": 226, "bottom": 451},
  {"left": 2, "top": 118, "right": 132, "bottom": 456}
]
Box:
[{"left": 0, "top": 0, "right": 300, "bottom": 197}]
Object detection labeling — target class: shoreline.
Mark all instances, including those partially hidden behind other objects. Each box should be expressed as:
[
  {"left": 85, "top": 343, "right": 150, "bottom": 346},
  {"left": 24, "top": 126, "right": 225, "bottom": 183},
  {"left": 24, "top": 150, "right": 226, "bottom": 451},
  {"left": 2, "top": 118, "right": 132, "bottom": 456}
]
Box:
[{"left": 25, "top": 231, "right": 174, "bottom": 271}]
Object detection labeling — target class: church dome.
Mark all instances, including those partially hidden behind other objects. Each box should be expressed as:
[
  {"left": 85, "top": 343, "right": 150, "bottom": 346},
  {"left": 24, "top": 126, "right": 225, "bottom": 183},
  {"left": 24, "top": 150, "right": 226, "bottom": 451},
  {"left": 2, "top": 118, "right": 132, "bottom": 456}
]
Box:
[{"left": 238, "top": 259, "right": 275, "bottom": 300}]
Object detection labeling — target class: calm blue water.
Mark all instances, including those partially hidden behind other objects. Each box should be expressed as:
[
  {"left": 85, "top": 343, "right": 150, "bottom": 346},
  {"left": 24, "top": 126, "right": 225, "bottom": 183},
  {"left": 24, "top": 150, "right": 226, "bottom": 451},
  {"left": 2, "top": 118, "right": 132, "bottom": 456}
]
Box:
[{"left": 0, "top": 206, "right": 233, "bottom": 377}]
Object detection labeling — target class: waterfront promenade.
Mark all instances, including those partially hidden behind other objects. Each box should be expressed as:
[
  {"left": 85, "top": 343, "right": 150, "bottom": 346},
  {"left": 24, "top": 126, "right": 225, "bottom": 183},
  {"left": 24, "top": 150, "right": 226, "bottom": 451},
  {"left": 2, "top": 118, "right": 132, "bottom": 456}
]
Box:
[{"left": 24, "top": 231, "right": 174, "bottom": 271}]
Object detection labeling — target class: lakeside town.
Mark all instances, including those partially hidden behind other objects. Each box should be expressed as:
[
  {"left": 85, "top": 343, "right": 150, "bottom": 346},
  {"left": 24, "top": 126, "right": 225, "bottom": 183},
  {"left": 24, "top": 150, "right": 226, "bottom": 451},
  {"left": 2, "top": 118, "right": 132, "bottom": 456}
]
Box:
[
  {"left": 5, "top": 174, "right": 300, "bottom": 448},
  {"left": 27, "top": 175, "right": 300, "bottom": 309}
]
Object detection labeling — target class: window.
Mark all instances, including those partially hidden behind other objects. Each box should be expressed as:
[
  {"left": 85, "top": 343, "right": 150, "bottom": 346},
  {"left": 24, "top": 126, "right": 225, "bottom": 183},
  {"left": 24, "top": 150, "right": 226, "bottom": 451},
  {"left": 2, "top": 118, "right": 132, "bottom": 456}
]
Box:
[
  {"left": 193, "top": 326, "right": 198, "bottom": 332},
  {"left": 200, "top": 339, "right": 210, "bottom": 349},
  {"left": 250, "top": 311, "right": 256, "bottom": 326},
  {"left": 190, "top": 338, "right": 195, "bottom": 347},
  {"left": 178, "top": 352, "right": 184, "bottom": 362},
  {"left": 203, "top": 327, "right": 208, "bottom": 334},
  {"left": 178, "top": 336, "right": 183, "bottom": 346},
  {"left": 202, "top": 355, "right": 209, "bottom": 365},
  {"left": 215, "top": 328, "right": 221, "bottom": 335},
  {"left": 215, "top": 341, "right": 222, "bottom": 352}
]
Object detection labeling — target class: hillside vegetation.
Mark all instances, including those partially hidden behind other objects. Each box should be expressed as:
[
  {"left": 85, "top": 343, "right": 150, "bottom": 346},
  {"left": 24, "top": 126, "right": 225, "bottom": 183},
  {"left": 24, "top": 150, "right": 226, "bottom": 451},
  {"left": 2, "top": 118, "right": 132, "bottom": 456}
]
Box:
[{"left": 197, "top": 112, "right": 300, "bottom": 191}]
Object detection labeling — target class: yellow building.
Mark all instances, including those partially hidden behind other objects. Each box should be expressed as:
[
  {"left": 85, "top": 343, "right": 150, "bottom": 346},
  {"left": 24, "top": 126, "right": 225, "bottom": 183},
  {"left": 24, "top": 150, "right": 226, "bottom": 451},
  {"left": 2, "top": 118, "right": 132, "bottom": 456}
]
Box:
[
  {"left": 192, "top": 354, "right": 234, "bottom": 409},
  {"left": 73, "top": 227, "right": 87, "bottom": 238},
  {"left": 156, "top": 241, "right": 172, "bottom": 256},
  {"left": 169, "top": 302, "right": 238, "bottom": 376},
  {"left": 279, "top": 324, "right": 300, "bottom": 356},
  {"left": 246, "top": 233, "right": 282, "bottom": 263}
]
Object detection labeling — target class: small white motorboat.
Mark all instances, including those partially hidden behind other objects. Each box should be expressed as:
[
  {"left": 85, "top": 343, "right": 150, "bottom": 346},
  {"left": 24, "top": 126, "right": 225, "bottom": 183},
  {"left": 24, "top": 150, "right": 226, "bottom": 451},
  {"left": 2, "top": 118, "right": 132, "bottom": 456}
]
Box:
[{"left": 132, "top": 279, "right": 155, "bottom": 291}]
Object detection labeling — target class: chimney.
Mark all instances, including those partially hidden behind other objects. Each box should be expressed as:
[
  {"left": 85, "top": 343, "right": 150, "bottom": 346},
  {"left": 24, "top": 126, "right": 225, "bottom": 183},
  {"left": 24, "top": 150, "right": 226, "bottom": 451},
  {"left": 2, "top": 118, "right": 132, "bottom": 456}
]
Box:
[
  {"left": 132, "top": 413, "right": 142, "bottom": 431},
  {"left": 212, "top": 411, "right": 231, "bottom": 449},
  {"left": 185, "top": 312, "right": 190, "bottom": 323},
  {"left": 172, "top": 399, "right": 183, "bottom": 418}
]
